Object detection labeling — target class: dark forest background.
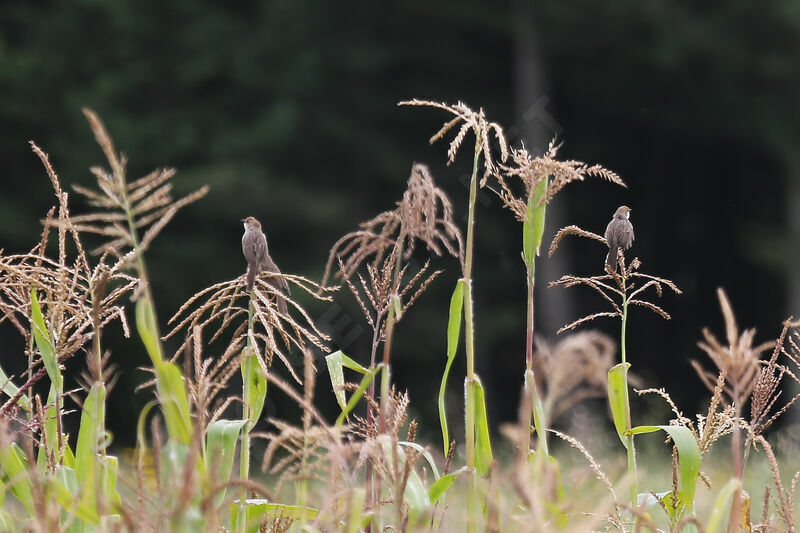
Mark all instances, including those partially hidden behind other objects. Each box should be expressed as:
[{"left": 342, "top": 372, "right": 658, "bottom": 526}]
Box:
[{"left": 2, "top": 1, "right": 799, "bottom": 446}]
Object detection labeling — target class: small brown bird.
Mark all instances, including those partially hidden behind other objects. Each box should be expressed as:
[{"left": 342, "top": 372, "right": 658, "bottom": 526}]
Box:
[
  {"left": 241, "top": 216, "right": 290, "bottom": 313},
  {"left": 604, "top": 206, "right": 634, "bottom": 272}
]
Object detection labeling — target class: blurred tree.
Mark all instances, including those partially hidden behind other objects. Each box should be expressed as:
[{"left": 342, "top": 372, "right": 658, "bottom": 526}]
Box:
[{"left": 1, "top": 0, "right": 798, "bottom": 443}]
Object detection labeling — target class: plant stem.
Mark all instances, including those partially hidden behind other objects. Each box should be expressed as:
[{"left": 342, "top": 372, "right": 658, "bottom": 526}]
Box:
[
  {"left": 620, "top": 280, "right": 637, "bottom": 509},
  {"left": 237, "top": 299, "right": 256, "bottom": 533},
  {"left": 525, "top": 267, "right": 535, "bottom": 371},
  {"left": 463, "top": 139, "right": 481, "bottom": 533}
]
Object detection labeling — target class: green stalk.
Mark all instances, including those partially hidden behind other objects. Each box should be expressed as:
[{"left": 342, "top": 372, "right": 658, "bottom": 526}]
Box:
[
  {"left": 463, "top": 139, "right": 481, "bottom": 533},
  {"left": 238, "top": 299, "right": 256, "bottom": 533},
  {"left": 620, "top": 281, "right": 637, "bottom": 509}
]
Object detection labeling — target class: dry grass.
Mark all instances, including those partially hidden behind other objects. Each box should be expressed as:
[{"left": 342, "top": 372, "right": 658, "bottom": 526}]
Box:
[
  {"left": 321, "top": 163, "right": 462, "bottom": 288},
  {"left": 496, "top": 140, "right": 625, "bottom": 224},
  {"left": 549, "top": 226, "right": 681, "bottom": 333}
]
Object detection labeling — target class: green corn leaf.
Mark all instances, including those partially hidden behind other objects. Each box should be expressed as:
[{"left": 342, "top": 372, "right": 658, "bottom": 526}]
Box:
[
  {"left": 470, "top": 376, "right": 494, "bottom": 476},
  {"left": 345, "top": 488, "right": 366, "bottom": 533},
  {"left": 31, "top": 288, "right": 60, "bottom": 389},
  {"left": 38, "top": 385, "right": 61, "bottom": 469},
  {"left": 607, "top": 363, "right": 631, "bottom": 447},
  {"left": 400, "top": 441, "right": 440, "bottom": 480},
  {"left": 523, "top": 178, "right": 548, "bottom": 266},
  {"left": 659, "top": 425, "right": 701, "bottom": 512},
  {"left": 231, "top": 500, "right": 318, "bottom": 533},
  {"left": 160, "top": 441, "right": 189, "bottom": 487},
  {"left": 439, "top": 280, "right": 465, "bottom": 456},
  {"left": 525, "top": 369, "right": 548, "bottom": 456},
  {"left": 325, "top": 350, "right": 369, "bottom": 410},
  {"left": 638, "top": 490, "right": 671, "bottom": 512},
  {"left": 0, "top": 443, "right": 33, "bottom": 514},
  {"left": 136, "top": 297, "right": 163, "bottom": 365},
  {"left": 335, "top": 365, "right": 380, "bottom": 427},
  {"left": 629, "top": 424, "right": 701, "bottom": 518},
  {"left": 100, "top": 455, "right": 120, "bottom": 508},
  {"left": 391, "top": 293, "right": 403, "bottom": 321},
  {"left": 429, "top": 467, "right": 468, "bottom": 504},
  {"left": 0, "top": 508, "right": 13, "bottom": 531},
  {"left": 376, "top": 438, "right": 430, "bottom": 520},
  {"left": 52, "top": 465, "right": 100, "bottom": 526},
  {"left": 705, "top": 479, "right": 741, "bottom": 533},
  {"left": 206, "top": 419, "right": 248, "bottom": 507},
  {"left": 75, "top": 382, "right": 105, "bottom": 511},
  {"left": 0, "top": 364, "right": 30, "bottom": 411},
  {"left": 154, "top": 362, "right": 193, "bottom": 444},
  {"left": 241, "top": 348, "right": 267, "bottom": 425}
]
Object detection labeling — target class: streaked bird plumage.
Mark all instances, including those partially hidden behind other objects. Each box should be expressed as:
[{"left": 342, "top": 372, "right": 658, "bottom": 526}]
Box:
[
  {"left": 242, "top": 216, "right": 290, "bottom": 313},
  {"left": 604, "top": 206, "right": 634, "bottom": 272}
]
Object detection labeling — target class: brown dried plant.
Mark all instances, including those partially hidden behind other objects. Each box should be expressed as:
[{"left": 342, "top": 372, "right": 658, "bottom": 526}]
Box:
[
  {"left": 45, "top": 108, "right": 208, "bottom": 274},
  {"left": 754, "top": 435, "right": 798, "bottom": 532},
  {"left": 182, "top": 326, "right": 241, "bottom": 432},
  {"left": 353, "top": 387, "right": 422, "bottom": 524},
  {"left": 531, "top": 330, "right": 616, "bottom": 423},
  {"left": 338, "top": 252, "right": 440, "bottom": 361},
  {"left": 0, "top": 143, "right": 137, "bottom": 416},
  {"left": 495, "top": 140, "right": 625, "bottom": 224},
  {"left": 397, "top": 99, "right": 509, "bottom": 186},
  {"left": 321, "top": 163, "right": 462, "bottom": 288},
  {"left": 258, "top": 351, "right": 361, "bottom": 529},
  {"left": 691, "top": 288, "right": 773, "bottom": 411},
  {"left": 165, "top": 270, "right": 335, "bottom": 386},
  {"left": 549, "top": 226, "right": 681, "bottom": 333}
]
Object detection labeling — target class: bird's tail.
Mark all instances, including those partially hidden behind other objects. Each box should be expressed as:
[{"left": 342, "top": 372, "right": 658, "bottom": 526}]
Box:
[{"left": 606, "top": 245, "right": 619, "bottom": 271}]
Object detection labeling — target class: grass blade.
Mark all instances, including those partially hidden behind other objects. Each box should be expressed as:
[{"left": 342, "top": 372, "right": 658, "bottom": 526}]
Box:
[
  {"left": 523, "top": 178, "right": 548, "bottom": 265},
  {"left": 439, "top": 280, "right": 465, "bottom": 455},
  {"left": 206, "top": 419, "right": 248, "bottom": 506},
  {"left": 136, "top": 297, "right": 163, "bottom": 365},
  {"left": 154, "top": 362, "right": 193, "bottom": 445},
  {"left": 470, "top": 376, "right": 493, "bottom": 476},
  {"left": 0, "top": 443, "right": 34, "bottom": 514},
  {"left": 325, "top": 350, "right": 369, "bottom": 411},
  {"left": 0, "top": 364, "right": 30, "bottom": 411},
  {"left": 607, "top": 362, "right": 631, "bottom": 447},
  {"left": 75, "top": 382, "right": 105, "bottom": 511},
  {"left": 335, "top": 365, "right": 381, "bottom": 426},
  {"left": 241, "top": 348, "right": 267, "bottom": 424},
  {"left": 231, "top": 500, "right": 318, "bottom": 533},
  {"left": 705, "top": 479, "right": 741, "bottom": 533}
]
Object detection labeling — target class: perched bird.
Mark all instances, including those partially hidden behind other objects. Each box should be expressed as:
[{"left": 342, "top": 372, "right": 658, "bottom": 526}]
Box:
[
  {"left": 241, "top": 216, "right": 290, "bottom": 313},
  {"left": 604, "top": 206, "right": 634, "bottom": 272}
]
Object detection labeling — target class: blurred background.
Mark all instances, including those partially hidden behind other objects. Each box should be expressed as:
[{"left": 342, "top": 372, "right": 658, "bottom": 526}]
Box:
[{"left": 1, "top": 1, "right": 798, "bottom": 447}]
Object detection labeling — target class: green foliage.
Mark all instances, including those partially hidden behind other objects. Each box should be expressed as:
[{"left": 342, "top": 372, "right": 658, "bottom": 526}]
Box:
[
  {"left": 629, "top": 425, "right": 701, "bottom": 518},
  {"left": 0, "top": 444, "right": 34, "bottom": 514},
  {"left": 439, "top": 280, "right": 465, "bottom": 456},
  {"left": 470, "top": 377, "right": 494, "bottom": 477},
  {"left": 206, "top": 419, "right": 248, "bottom": 506},
  {"left": 135, "top": 297, "right": 163, "bottom": 366},
  {"left": 231, "top": 500, "right": 318, "bottom": 533},
  {"left": 153, "top": 362, "right": 193, "bottom": 445},
  {"left": 240, "top": 348, "right": 267, "bottom": 425},
  {"left": 705, "top": 479, "right": 741, "bottom": 533},
  {"left": 608, "top": 362, "right": 632, "bottom": 446},
  {"left": 325, "top": 350, "right": 381, "bottom": 426},
  {"left": 522, "top": 178, "right": 548, "bottom": 268}
]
